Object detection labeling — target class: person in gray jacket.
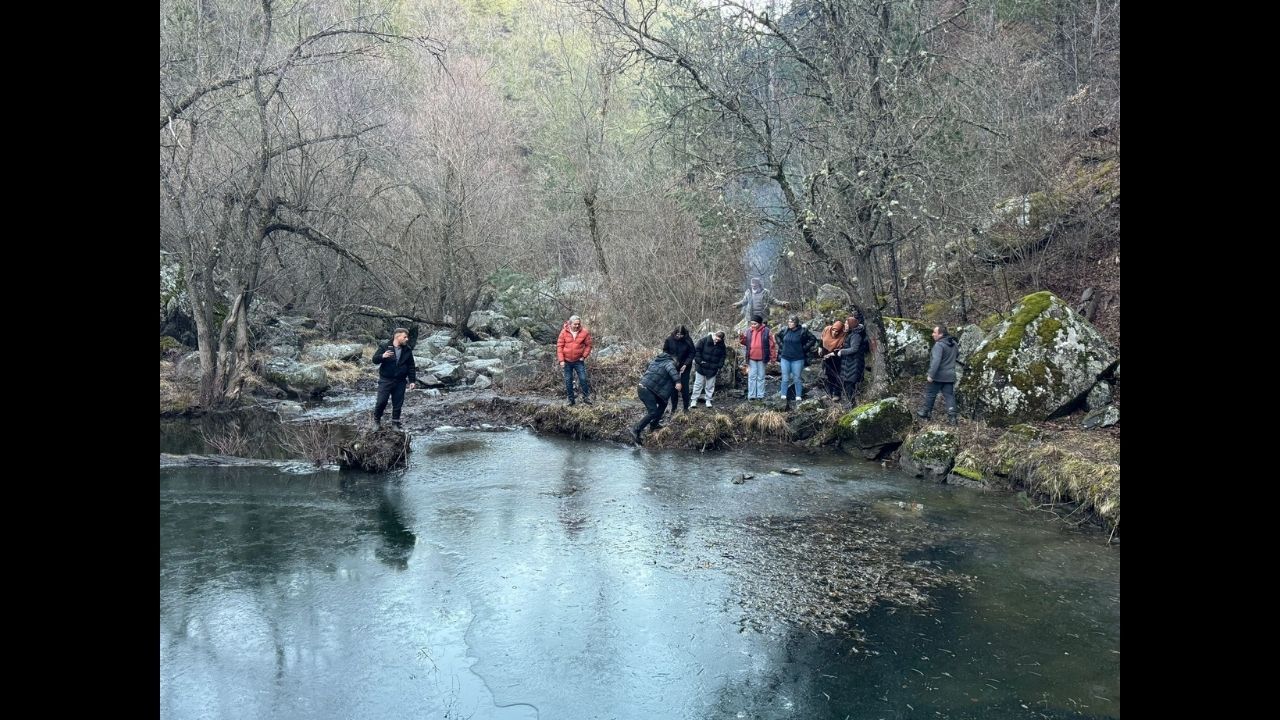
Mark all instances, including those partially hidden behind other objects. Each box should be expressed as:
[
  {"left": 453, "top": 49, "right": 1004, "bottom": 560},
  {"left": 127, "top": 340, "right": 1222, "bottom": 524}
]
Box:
[
  {"left": 918, "top": 325, "right": 960, "bottom": 425},
  {"left": 632, "top": 352, "right": 683, "bottom": 445},
  {"left": 732, "top": 277, "right": 789, "bottom": 325}
]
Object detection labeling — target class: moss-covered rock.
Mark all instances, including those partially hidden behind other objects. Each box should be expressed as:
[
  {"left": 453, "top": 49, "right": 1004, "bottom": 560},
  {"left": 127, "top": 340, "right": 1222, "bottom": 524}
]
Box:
[
  {"left": 946, "top": 450, "right": 988, "bottom": 488},
  {"left": 900, "top": 430, "right": 958, "bottom": 480},
  {"left": 813, "top": 283, "right": 851, "bottom": 314},
  {"left": 836, "top": 397, "right": 914, "bottom": 460},
  {"left": 958, "top": 292, "right": 1116, "bottom": 426},
  {"left": 883, "top": 317, "right": 935, "bottom": 380},
  {"left": 787, "top": 399, "right": 829, "bottom": 440},
  {"left": 160, "top": 335, "right": 184, "bottom": 357}
]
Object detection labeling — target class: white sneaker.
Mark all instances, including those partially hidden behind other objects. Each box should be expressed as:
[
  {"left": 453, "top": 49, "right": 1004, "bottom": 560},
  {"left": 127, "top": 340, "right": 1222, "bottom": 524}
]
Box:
[{"left": 705, "top": 400, "right": 713, "bottom": 408}]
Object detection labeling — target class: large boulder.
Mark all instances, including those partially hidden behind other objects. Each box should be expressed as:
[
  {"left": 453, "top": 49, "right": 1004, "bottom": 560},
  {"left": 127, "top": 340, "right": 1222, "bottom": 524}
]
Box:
[
  {"left": 1086, "top": 381, "right": 1113, "bottom": 410},
  {"left": 883, "top": 317, "right": 935, "bottom": 380},
  {"left": 1082, "top": 405, "right": 1120, "bottom": 429},
  {"left": 814, "top": 283, "right": 851, "bottom": 313},
  {"left": 256, "top": 314, "right": 313, "bottom": 358},
  {"left": 467, "top": 340, "right": 525, "bottom": 362},
  {"left": 955, "top": 324, "right": 986, "bottom": 384},
  {"left": 786, "top": 399, "right": 829, "bottom": 441},
  {"left": 514, "top": 316, "right": 558, "bottom": 344},
  {"left": 464, "top": 358, "right": 505, "bottom": 376},
  {"left": 420, "top": 330, "right": 455, "bottom": 352},
  {"left": 160, "top": 251, "right": 197, "bottom": 347},
  {"left": 175, "top": 351, "right": 204, "bottom": 383},
  {"left": 899, "top": 430, "right": 958, "bottom": 481},
  {"left": 261, "top": 357, "right": 330, "bottom": 397},
  {"left": 502, "top": 361, "right": 540, "bottom": 384},
  {"left": 435, "top": 345, "right": 464, "bottom": 363},
  {"left": 836, "top": 397, "right": 914, "bottom": 460},
  {"left": 302, "top": 343, "right": 365, "bottom": 363},
  {"left": 426, "top": 362, "right": 463, "bottom": 384},
  {"left": 468, "top": 310, "right": 514, "bottom": 338},
  {"left": 958, "top": 292, "right": 1117, "bottom": 426}
]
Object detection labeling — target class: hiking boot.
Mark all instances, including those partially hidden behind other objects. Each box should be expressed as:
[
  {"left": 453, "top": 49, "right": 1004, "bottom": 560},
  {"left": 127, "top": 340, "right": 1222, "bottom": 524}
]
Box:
[
  {"left": 630, "top": 428, "right": 644, "bottom": 445},
  {"left": 567, "top": 399, "right": 576, "bottom": 406},
  {"left": 581, "top": 396, "right": 593, "bottom": 406}
]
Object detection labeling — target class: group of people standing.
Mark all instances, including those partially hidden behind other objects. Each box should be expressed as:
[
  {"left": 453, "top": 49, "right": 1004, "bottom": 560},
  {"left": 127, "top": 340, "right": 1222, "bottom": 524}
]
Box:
[
  {"left": 371, "top": 278, "right": 959, "bottom": 437},
  {"left": 734, "top": 312, "right": 870, "bottom": 405}
]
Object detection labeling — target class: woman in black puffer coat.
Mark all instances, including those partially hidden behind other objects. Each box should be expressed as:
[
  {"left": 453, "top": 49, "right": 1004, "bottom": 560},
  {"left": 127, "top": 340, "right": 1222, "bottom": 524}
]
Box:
[{"left": 662, "top": 325, "right": 696, "bottom": 412}]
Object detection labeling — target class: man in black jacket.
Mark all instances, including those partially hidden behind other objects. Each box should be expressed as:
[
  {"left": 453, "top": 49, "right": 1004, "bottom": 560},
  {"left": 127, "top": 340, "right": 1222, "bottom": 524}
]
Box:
[
  {"left": 372, "top": 327, "right": 418, "bottom": 429},
  {"left": 691, "top": 331, "right": 726, "bottom": 408},
  {"left": 632, "top": 352, "right": 682, "bottom": 445},
  {"left": 918, "top": 325, "right": 959, "bottom": 425}
]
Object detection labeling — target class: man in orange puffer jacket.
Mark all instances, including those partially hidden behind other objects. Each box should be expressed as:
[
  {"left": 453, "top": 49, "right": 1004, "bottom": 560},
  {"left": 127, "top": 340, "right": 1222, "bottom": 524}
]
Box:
[{"left": 556, "top": 314, "right": 593, "bottom": 405}]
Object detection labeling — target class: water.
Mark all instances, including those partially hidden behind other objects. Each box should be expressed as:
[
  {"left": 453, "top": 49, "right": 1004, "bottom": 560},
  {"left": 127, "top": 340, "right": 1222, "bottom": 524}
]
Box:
[{"left": 160, "top": 429, "right": 1119, "bottom": 719}]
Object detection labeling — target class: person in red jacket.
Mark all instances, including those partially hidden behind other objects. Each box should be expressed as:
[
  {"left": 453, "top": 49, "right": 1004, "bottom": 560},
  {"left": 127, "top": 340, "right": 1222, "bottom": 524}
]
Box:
[
  {"left": 738, "top": 315, "right": 777, "bottom": 401},
  {"left": 556, "top": 314, "right": 593, "bottom": 405}
]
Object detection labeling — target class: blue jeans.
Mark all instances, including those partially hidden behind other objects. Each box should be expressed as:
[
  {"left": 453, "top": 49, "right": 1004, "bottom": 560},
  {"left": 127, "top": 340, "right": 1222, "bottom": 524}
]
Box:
[
  {"left": 748, "top": 360, "right": 767, "bottom": 399},
  {"left": 779, "top": 358, "right": 804, "bottom": 400},
  {"left": 563, "top": 360, "right": 589, "bottom": 401}
]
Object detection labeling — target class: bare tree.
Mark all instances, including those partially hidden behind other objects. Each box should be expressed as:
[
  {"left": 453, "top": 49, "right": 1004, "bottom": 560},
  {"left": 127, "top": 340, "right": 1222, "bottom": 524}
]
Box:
[{"left": 160, "top": 0, "right": 441, "bottom": 405}]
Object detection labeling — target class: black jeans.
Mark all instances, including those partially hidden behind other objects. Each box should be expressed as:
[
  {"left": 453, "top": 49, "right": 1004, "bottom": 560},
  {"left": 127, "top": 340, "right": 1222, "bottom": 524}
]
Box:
[
  {"left": 669, "top": 367, "right": 692, "bottom": 412},
  {"left": 374, "top": 379, "right": 408, "bottom": 425},
  {"left": 634, "top": 386, "right": 668, "bottom": 436},
  {"left": 920, "top": 381, "right": 956, "bottom": 418}
]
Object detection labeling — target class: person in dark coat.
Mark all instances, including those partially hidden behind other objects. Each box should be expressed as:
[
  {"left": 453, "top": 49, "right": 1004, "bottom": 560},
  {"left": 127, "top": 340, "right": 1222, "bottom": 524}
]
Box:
[
  {"left": 632, "top": 352, "right": 682, "bottom": 445},
  {"left": 662, "top": 325, "right": 696, "bottom": 413},
  {"left": 836, "top": 313, "right": 869, "bottom": 407},
  {"left": 777, "top": 315, "right": 817, "bottom": 410},
  {"left": 691, "top": 330, "right": 727, "bottom": 408},
  {"left": 372, "top": 327, "right": 418, "bottom": 428}
]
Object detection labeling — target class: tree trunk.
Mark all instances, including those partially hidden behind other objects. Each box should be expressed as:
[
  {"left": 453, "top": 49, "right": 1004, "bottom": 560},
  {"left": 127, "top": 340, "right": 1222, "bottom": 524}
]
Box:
[{"left": 583, "top": 186, "right": 611, "bottom": 280}]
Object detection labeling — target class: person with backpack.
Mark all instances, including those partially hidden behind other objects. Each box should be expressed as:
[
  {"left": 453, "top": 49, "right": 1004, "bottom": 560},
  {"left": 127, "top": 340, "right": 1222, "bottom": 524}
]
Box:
[
  {"left": 691, "top": 330, "right": 727, "bottom": 408},
  {"left": 918, "top": 324, "right": 960, "bottom": 425}
]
